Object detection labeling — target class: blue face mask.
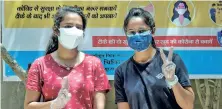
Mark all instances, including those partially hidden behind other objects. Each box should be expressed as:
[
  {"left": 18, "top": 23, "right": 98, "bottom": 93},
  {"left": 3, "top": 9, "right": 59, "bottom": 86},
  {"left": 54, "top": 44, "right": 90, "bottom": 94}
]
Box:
[{"left": 127, "top": 31, "right": 152, "bottom": 52}]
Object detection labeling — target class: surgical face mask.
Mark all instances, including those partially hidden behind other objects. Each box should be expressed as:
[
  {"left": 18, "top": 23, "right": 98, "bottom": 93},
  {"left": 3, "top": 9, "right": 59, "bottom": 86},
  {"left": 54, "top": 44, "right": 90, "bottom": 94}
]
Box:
[
  {"left": 58, "top": 27, "right": 84, "bottom": 50},
  {"left": 127, "top": 30, "right": 153, "bottom": 52},
  {"left": 177, "top": 9, "right": 186, "bottom": 15}
]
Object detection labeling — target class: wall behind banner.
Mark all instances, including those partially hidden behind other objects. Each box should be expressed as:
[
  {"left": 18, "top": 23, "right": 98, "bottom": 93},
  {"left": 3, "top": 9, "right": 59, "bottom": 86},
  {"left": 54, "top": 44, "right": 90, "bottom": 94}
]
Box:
[
  {"left": 1, "top": 81, "right": 222, "bottom": 109},
  {"left": 1, "top": 1, "right": 222, "bottom": 109}
]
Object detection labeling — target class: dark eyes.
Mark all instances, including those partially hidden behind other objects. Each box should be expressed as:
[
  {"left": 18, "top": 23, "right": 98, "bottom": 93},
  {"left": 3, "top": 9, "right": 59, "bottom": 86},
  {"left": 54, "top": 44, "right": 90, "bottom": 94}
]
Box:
[
  {"left": 64, "top": 25, "right": 73, "bottom": 28},
  {"left": 138, "top": 30, "right": 147, "bottom": 33},
  {"left": 63, "top": 25, "right": 83, "bottom": 30},
  {"left": 128, "top": 30, "right": 147, "bottom": 35}
]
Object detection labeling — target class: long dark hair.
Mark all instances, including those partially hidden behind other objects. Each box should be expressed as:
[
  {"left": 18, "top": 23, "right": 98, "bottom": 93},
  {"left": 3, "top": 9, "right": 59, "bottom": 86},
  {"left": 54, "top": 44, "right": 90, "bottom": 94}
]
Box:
[
  {"left": 171, "top": 1, "right": 191, "bottom": 22},
  {"left": 123, "top": 8, "right": 156, "bottom": 48},
  {"left": 45, "top": 6, "right": 87, "bottom": 55}
]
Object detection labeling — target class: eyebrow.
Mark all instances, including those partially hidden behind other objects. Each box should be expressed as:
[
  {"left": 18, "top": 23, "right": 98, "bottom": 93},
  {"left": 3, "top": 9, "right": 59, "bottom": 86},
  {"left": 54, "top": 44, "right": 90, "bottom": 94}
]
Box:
[
  {"left": 138, "top": 27, "right": 147, "bottom": 30},
  {"left": 128, "top": 29, "right": 134, "bottom": 31},
  {"left": 62, "top": 23, "right": 83, "bottom": 27},
  {"left": 127, "top": 26, "right": 150, "bottom": 31},
  {"left": 75, "top": 24, "right": 83, "bottom": 27},
  {"left": 63, "top": 23, "right": 74, "bottom": 25}
]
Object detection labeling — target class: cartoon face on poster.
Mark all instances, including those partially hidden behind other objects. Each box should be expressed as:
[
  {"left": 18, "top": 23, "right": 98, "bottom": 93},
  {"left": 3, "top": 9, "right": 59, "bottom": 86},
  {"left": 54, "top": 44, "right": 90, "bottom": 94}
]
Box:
[
  {"left": 127, "top": 1, "right": 155, "bottom": 18},
  {"left": 209, "top": 1, "right": 222, "bottom": 26},
  {"left": 217, "top": 30, "right": 222, "bottom": 47},
  {"left": 167, "top": 0, "right": 195, "bottom": 27}
]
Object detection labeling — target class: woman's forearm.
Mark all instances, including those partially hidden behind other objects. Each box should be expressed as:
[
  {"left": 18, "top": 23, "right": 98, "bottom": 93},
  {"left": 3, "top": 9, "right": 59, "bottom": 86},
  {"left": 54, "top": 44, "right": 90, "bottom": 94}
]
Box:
[
  {"left": 172, "top": 83, "right": 195, "bottom": 109},
  {"left": 25, "top": 101, "right": 52, "bottom": 109}
]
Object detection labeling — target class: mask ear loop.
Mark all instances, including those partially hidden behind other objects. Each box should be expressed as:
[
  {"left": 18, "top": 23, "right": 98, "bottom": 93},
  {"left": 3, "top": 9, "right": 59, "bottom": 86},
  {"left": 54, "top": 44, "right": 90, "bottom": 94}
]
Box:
[
  {"left": 76, "top": 28, "right": 85, "bottom": 51},
  {"left": 151, "top": 27, "right": 155, "bottom": 34}
]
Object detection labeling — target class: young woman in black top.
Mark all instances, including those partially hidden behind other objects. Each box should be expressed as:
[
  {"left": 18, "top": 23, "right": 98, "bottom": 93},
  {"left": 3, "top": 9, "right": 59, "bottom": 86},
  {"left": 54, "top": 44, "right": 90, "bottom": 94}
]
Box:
[{"left": 114, "top": 8, "right": 195, "bottom": 109}]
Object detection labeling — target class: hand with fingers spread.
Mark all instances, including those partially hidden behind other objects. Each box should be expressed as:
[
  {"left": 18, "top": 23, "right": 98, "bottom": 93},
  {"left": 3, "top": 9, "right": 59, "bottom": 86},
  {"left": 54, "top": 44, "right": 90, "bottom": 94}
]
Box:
[
  {"left": 50, "top": 76, "right": 72, "bottom": 109},
  {"left": 160, "top": 47, "right": 178, "bottom": 88}
]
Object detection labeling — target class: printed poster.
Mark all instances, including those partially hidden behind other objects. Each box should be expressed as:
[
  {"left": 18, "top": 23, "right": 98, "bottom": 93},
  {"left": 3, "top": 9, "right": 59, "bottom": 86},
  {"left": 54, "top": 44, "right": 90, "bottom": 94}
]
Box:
[{"left": 1, "top": 0, "right": 222, "bottom": 81}]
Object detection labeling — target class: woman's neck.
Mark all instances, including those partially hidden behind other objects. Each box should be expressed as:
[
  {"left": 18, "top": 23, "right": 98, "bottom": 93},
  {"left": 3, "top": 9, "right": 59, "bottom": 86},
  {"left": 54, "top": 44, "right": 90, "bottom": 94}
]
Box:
[
  {"left": 52, "top": 49, "right": 78, "bottom": 68},
  {"left": 57, "top": 44, "right": 78, "bottom": 61},
  {"left": 133, "top": 46, "right": 156, "bottom": 63}
]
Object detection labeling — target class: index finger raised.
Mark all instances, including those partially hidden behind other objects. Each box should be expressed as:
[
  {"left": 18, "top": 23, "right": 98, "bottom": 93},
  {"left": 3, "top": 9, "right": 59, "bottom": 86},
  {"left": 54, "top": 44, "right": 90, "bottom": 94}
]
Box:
[
  {"left": 168, "top": 47, "right": 174, "bottom": 61},
  {"left": 160, "top": 48, "right": 167, "bottom": 64}
]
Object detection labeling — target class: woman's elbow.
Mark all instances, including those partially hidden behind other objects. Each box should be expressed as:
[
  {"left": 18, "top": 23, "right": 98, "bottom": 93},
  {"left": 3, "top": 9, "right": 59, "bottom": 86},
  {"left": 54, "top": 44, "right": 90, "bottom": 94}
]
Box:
[
  {"left": 184, "top": 89, "right": 195, "bottom": 109},
  {"left": 183, "top": 98, "right": 194, "bottom": 109},
  {"left": 189, "top": 99, "right": 195, "bottom": 109},
  {"left": 24, "top": 102, "right": 29, "bottom": 109},
  {"left": 188, "top": 93, "right": 195, "bottom": 109},
  {"left": 184, "top": 104, "right": 194, "bottom": 109},
  {"left": 24, "top": 100, "right": 33, "bottom": 109}
]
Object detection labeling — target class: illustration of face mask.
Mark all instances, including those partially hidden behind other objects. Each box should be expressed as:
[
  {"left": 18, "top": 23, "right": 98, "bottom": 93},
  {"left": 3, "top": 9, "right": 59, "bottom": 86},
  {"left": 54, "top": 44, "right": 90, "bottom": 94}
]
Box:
[
  {"left": 58, "top": 27, "right": 84, "bottom": 50},
  {"left": 177, "top": 9, "right": 186, "bottom": 15},
  {"left": 127, "top": 31, "right": 153, "bottom": 52}
]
